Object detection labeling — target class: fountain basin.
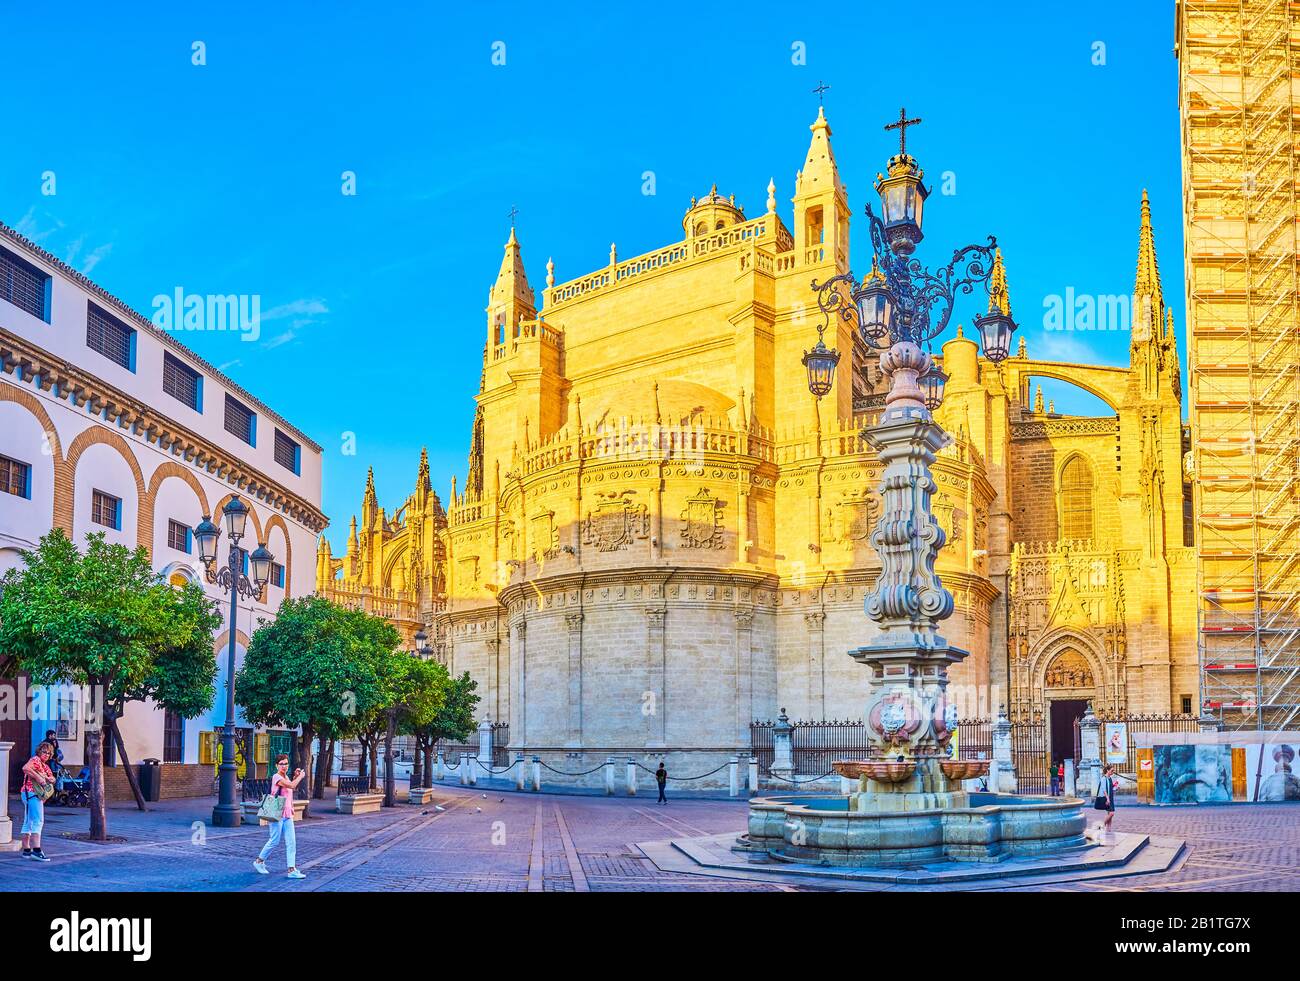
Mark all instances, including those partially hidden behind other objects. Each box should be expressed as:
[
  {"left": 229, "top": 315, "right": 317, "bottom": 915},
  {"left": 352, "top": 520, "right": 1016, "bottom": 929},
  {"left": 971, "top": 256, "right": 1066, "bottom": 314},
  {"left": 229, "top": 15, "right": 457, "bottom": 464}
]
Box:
[
  {"left": 744, "top": 793, "right": 1088, "bottom": 867},
  {"left": 939, "top": 759, "right": 990, "bottom": 781},
  {"left": 832, "top": 760, "right": 916, "bottom": 782}
]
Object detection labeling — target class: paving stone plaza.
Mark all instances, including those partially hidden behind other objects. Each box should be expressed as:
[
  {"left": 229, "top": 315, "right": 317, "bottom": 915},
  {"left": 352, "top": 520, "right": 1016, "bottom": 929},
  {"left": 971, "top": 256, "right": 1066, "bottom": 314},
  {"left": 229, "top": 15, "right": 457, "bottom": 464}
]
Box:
[{"left": 3, "top": 784, "right": 1296, "bottom": 893}]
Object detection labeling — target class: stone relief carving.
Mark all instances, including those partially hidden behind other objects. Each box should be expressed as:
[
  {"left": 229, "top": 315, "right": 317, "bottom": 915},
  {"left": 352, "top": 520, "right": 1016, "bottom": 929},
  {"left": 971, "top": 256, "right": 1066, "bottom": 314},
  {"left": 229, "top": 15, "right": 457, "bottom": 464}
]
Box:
[
  {"left": 582, "top": 490, "right": 650, "bottom": 552},
  {"left": 1044, "top": 649, "right": 1094, "bottom": 689},
  {"left": 679, "top": 488, "right": 724, "bottom": 549},
  {"left": 530, "top": 509, "right": 559, "bottom": 560}
]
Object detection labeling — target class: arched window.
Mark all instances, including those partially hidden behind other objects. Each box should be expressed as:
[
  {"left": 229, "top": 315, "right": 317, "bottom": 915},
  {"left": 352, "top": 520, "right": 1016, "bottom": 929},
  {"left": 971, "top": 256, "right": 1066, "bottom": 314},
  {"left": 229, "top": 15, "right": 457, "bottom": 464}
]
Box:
[
  {"left": 1059, "top": 456, "right": 1094, "bottom": 542},
  {"left": 694, "top": 222, "right": 706, "bottom": 236}
]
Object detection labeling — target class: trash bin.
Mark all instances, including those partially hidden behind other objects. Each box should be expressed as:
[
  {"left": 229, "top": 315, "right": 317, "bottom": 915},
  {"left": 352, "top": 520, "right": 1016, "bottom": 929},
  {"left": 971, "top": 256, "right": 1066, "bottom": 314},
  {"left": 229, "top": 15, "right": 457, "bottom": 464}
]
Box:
[{"left": 138, "top": 758, "right": 162, "bottom": 802}]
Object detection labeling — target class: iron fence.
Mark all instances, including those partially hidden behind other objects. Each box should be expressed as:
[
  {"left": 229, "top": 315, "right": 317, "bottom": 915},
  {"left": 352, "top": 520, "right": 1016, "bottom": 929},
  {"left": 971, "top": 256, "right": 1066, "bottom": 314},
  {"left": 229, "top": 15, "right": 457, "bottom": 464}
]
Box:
[
  {"left": 1074, "top": 713, "right": 1201, "bottom": 781},
  {"left": 336, "top": 774, "right": 369, "bottom": 796},
  {"left": 750, "top": 718, "right": 994, "bottom": 776}
]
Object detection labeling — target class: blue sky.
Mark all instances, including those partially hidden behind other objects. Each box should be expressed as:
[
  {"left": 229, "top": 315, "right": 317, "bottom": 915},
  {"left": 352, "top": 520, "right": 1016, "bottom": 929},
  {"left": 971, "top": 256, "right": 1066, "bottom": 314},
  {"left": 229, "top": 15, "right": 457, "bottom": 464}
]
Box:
[{"left": 2, "top": 1, "right": 1184, "bottom": 549}]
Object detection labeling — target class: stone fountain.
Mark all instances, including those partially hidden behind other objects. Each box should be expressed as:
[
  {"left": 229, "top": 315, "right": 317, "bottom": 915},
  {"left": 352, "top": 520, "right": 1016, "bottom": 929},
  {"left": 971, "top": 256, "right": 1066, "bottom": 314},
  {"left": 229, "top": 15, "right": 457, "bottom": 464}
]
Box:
[{"left": 740, "top": 341, "right": 1088, "bottom": 868}]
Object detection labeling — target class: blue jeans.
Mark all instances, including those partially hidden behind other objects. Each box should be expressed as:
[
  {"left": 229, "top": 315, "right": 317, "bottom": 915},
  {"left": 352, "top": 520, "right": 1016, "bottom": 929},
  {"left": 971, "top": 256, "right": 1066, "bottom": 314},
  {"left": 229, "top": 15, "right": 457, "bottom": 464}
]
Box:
[
  {"left": 20, "top": 791, "right": 44, "bottom": 835},
  {"left": 258, "top": 818, "right": 297, "bottom": 868}
]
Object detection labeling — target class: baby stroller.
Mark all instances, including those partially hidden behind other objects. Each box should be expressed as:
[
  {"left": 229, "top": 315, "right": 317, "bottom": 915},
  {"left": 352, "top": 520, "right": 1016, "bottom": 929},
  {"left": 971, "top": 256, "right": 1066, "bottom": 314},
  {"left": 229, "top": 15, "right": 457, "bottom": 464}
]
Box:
[{"left": 51, "top": 766, "right": 91, "bottom": 807}]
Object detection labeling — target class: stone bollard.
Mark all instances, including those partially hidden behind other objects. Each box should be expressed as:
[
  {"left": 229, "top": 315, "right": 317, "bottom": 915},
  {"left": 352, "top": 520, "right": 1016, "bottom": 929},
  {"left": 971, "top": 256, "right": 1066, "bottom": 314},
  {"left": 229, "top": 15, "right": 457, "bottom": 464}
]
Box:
[
  {"left": 987, "top": 759, "right": 1001, "bottom": 795},
  {"left": 625, "top": 757, "right": 637, "bottom": 796},
  {"left": 728, "top": 757, "right": 740, "bottom": 798},
  {"left": 748, "top": 757, "right": 759, "bottom": 795},
  {"left": 771, "top": 708, "right": 795, "bottom": 786},
  {"left": 1065, "top": 759, "right": 1077, "bottom": 797},
  {"left": 515, "top": 753, "right": 527, "bottom": 791},
  {"left": 1079, "top": 704, "right": 1102, "bottom": 796},
  {"left": 0, "top": 741, "right": 14, "bottom": 847},
  {"left": 992, "top": 705, "right": 1018, "bottom": 793},
  {"left": 459, "top": 752, "right": 470, "bottom": 786},
  {"left": 435, "top": 751, "right": 445, "bottom": 782},
  {"left": 840, "top": 776, "right": 853, "bottom": 794},
  {"left": 478, "top": 716, "right": 494, "bottom": 768},
  {"left": 530, "top": 756, "right": 541, "bottom": 792},
  {"left": 605, "top": 757, "right": 617, "bottom": 796}
]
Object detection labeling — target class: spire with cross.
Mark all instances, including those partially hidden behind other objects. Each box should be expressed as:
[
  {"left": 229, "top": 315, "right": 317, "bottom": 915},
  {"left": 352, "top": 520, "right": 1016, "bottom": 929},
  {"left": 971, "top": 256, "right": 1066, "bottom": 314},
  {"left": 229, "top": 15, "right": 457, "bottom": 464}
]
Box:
[
  {"left": 507, "top": 204, "right": 519, "bottom": 227},
  {"left": 884, "top": 106, "right": 922, "bottom": 156},
  {"left": 812, "top": 80, "right": 831, "bottom": 106}
]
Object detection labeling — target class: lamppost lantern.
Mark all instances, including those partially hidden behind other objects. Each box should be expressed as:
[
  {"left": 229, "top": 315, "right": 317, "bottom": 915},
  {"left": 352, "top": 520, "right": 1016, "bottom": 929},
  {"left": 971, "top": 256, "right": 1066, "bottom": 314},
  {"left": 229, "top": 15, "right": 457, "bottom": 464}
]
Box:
[
  {"left": 414, "top": 629, "right": 428, "bottom": 646},
  {"left": 194, "top": 516, "right": 219, "bottom": 566},
  {"left": 855, "top": 255, "right": 892, "bottom": 341},
  {"left": 973, "top": 309, "right": 1016, "bottom": 363},
  {"left": 802, "top": 335, "right": 841, "bottom": 399},
  {"left": 875, "top": 155, "right": 928, "bottom": 257},
  {"left": 921, "top": 362, "right": 949, "bottom": 411},
  {"left": 248, "top": 543, "right": 274, "bottom": 588},
  {"left": 221, "top": 494, "right": 250, "bottom": 541}
]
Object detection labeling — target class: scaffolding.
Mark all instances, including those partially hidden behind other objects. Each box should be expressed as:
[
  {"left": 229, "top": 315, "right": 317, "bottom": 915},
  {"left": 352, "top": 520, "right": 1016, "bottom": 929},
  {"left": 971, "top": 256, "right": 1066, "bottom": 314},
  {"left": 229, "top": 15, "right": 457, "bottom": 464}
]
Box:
[{"left": 1178, "top": 0, "right": 1300, "bottom": 731}]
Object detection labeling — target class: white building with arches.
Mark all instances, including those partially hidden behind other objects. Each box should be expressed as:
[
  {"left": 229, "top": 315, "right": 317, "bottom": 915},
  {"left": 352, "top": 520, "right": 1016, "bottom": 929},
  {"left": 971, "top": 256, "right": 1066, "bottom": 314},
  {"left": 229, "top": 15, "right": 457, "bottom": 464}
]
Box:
[{"left": 0, "top": 219, "right": 326, "bottom": 788}]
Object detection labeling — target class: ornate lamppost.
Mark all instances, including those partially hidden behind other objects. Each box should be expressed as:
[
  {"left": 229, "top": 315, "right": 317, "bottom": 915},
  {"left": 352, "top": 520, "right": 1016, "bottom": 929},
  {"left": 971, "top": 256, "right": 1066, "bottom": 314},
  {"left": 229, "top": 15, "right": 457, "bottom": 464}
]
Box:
[
  {"left": 194, "top": 495, "right": 274, "bottom": 828},
  {"left": 802, "top": 109, "right": 1017, "bottom": 796}
]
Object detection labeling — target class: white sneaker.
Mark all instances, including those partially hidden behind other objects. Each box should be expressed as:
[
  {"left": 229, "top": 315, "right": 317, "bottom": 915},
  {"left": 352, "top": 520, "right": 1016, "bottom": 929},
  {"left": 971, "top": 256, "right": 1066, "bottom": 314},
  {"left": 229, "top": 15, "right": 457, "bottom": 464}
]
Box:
[
  {"left": 287, "top": 869, "right": 306, "bottom": 879},
  {"left": 253, "top": 859, "right": 269, "bottom": 874}
]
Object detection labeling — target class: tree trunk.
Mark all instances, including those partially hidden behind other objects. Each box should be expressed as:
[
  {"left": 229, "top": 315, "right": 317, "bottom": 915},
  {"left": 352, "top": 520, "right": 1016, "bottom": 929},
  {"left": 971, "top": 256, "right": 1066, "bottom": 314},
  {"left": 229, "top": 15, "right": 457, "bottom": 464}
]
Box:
[
  {"left": 356, "top": 736, "right": 368, "bottom": 780},
  {"left": 313, "top": 733, "right": 329, "bottom": 800},
  {"left": 297, "top": 724, "right": 314, "bottom": 817},
  {"left": 369, "top": 741, "right": 379, "bottom": 791},
  {"left": 423, "top": 742, "right": 433, "bottom": 788},
  {"left": 108, "top": 712, "right": 147, "bottom": 811},
  {"left": 86, "top": 724, "right": 107, "bottom": 841},
  {"left": 411, "top": 736, "right": 423, "bottom": 788},
  {"left": 383, "top": 709, "right": 397, "bottom": 807}
]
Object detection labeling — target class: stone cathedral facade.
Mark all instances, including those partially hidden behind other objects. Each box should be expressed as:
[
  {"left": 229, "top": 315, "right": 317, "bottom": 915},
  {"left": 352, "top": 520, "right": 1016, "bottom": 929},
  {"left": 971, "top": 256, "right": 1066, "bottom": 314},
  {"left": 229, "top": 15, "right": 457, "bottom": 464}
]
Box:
[{"left": 318, "top": 109, "right": 1197, "bottom": 780}]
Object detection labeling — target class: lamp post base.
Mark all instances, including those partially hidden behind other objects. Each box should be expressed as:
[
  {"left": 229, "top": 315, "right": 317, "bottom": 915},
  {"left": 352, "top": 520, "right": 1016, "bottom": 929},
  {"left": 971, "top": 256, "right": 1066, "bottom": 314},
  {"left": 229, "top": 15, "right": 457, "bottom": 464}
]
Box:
[{"left": 212, "top": 805, "right": 243, "bottom": 828}]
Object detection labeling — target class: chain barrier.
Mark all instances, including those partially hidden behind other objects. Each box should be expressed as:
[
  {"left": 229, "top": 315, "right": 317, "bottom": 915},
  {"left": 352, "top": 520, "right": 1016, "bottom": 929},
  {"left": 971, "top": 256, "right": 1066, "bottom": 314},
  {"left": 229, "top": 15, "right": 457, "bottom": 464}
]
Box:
[
  {"left": 634, "top": 761, "right": 733, "bottom": 781},
  {"left": 538, "top": 761, "right": 609, "bottom": 777},
  {"left": 764, "top": 768, "right": 837, "bottom": 785}
]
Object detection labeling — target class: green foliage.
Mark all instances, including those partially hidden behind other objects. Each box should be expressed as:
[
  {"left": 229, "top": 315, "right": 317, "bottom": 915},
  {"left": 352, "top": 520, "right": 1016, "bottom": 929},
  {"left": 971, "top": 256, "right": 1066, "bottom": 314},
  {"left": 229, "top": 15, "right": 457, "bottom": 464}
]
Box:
[
  {"left": 236, "top": 595, "right": 395, "bottom": 734},
  {"left": 0, "top": 529, "right": 214, "bottom": 695},
  {"left": 427, "top": 671, "right": 478, "bottom": 744},
  {"left": 118, "top": 580, "right": 222, "bottom": 718}
]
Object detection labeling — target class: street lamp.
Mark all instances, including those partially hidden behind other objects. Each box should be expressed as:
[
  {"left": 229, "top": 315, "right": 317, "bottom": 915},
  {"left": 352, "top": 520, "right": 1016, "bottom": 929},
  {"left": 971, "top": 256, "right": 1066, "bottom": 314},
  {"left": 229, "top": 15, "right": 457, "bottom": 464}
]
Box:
[
  {"left": 198, "top": 494, "right": 274, "bottom": 828},
  {"left": 804, "top": 108, "right": 1019, "bottom": 764}
]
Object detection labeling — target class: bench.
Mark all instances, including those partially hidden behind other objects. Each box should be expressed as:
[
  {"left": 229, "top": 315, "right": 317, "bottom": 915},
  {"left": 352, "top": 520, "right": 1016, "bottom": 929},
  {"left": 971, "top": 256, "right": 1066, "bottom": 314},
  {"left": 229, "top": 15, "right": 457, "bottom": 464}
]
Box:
[{"left": 240, "top": 778, "right": 308, "bottom": 823}]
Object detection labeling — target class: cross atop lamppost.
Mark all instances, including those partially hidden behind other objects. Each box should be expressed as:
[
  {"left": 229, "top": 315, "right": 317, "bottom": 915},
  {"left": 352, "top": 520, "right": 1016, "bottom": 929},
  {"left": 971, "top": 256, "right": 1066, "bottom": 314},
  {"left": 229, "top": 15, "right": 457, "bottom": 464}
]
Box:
[
  {"left": 812, "top": 80, "right": 831, "bottom": 105},
  {"left": 884, "top": 106, "right": 922, "bottom": 156}
]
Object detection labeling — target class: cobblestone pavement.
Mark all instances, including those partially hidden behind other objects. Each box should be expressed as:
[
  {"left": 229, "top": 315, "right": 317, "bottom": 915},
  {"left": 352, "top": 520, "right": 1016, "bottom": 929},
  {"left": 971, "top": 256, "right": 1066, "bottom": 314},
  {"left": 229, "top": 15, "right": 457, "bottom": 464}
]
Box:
[{"left": 2, "top": 789, "right": 1296, "bottom": 892}]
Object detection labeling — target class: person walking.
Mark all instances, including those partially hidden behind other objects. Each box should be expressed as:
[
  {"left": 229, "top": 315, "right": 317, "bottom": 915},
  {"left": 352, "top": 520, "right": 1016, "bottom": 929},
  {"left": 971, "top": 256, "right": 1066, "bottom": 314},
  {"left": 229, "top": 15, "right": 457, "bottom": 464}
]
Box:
[
  {"left": 1057, "top": 760, "right": 1066, "bottom": 796},
  {"left": 20, "top": 741, "right": 56, "bottom": 862},
  {"left": 1093, "top": 764, "right": 1117, "bottom": 840},
  {"left": 655, "top": 762, "right": 668, "bottom": 805},
  {"left": 1049, "top": 760, "right": 1060, "bottom": 796},
  {"left": 253, "top": 755, "right": 306, "bottom": 879}
]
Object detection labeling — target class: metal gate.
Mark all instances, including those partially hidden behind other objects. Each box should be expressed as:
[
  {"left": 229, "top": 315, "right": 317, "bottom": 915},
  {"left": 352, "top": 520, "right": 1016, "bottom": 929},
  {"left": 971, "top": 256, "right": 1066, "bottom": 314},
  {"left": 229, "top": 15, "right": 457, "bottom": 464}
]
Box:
[{"left": 1012, "top": 719, "right": 1049, "bottom": 793}]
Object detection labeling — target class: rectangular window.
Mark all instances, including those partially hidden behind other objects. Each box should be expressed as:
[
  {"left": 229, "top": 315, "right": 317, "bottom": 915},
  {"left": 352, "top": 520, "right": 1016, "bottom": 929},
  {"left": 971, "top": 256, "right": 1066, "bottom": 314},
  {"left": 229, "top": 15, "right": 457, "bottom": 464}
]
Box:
[
  {"left": 0, "top": 245, "right": 50, "bottom": 321},
  {"left": 86, "top": 303, "right": 136, "bottom": 371},
  {"left": 162, "top": 352, "right": 202, "bottom": 411},
  {"left": 224, "top": 394, "right": 256, "bottom": 446},
  {"left": 0, "top": 454, "right": 31, "bottom": 498},
  {"left": 271, "top": 562, "right": 285, "bottom": 588},
  {"left": 274, "top": 429, "right": 300, "bottom": 474},
  {"left": 163, "top": 710, "right": 184, "bottom": 763},
  {"left": 167, "top": 519, "right": 192, "bottom": 553},
  {"left": 91, "top": 489, "right": 121, "bottom": 530},
  {"left": 1181, "top": 695, "right": 1193, "bottom": 715}
]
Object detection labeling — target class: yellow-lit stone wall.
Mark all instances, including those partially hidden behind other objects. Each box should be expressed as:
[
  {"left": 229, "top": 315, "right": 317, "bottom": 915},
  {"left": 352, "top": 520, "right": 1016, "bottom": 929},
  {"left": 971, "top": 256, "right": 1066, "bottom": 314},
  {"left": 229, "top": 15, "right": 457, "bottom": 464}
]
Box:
[{"left": 319, "top": 108, "right": 1197, "bottom": 783}]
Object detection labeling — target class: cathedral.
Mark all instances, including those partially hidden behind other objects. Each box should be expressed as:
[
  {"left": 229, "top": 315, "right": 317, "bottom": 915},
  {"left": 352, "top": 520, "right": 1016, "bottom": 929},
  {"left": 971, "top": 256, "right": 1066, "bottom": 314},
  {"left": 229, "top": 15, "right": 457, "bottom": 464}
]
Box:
[{"left": 318, "top": 108, "right": 1196, "bottom": 783}]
